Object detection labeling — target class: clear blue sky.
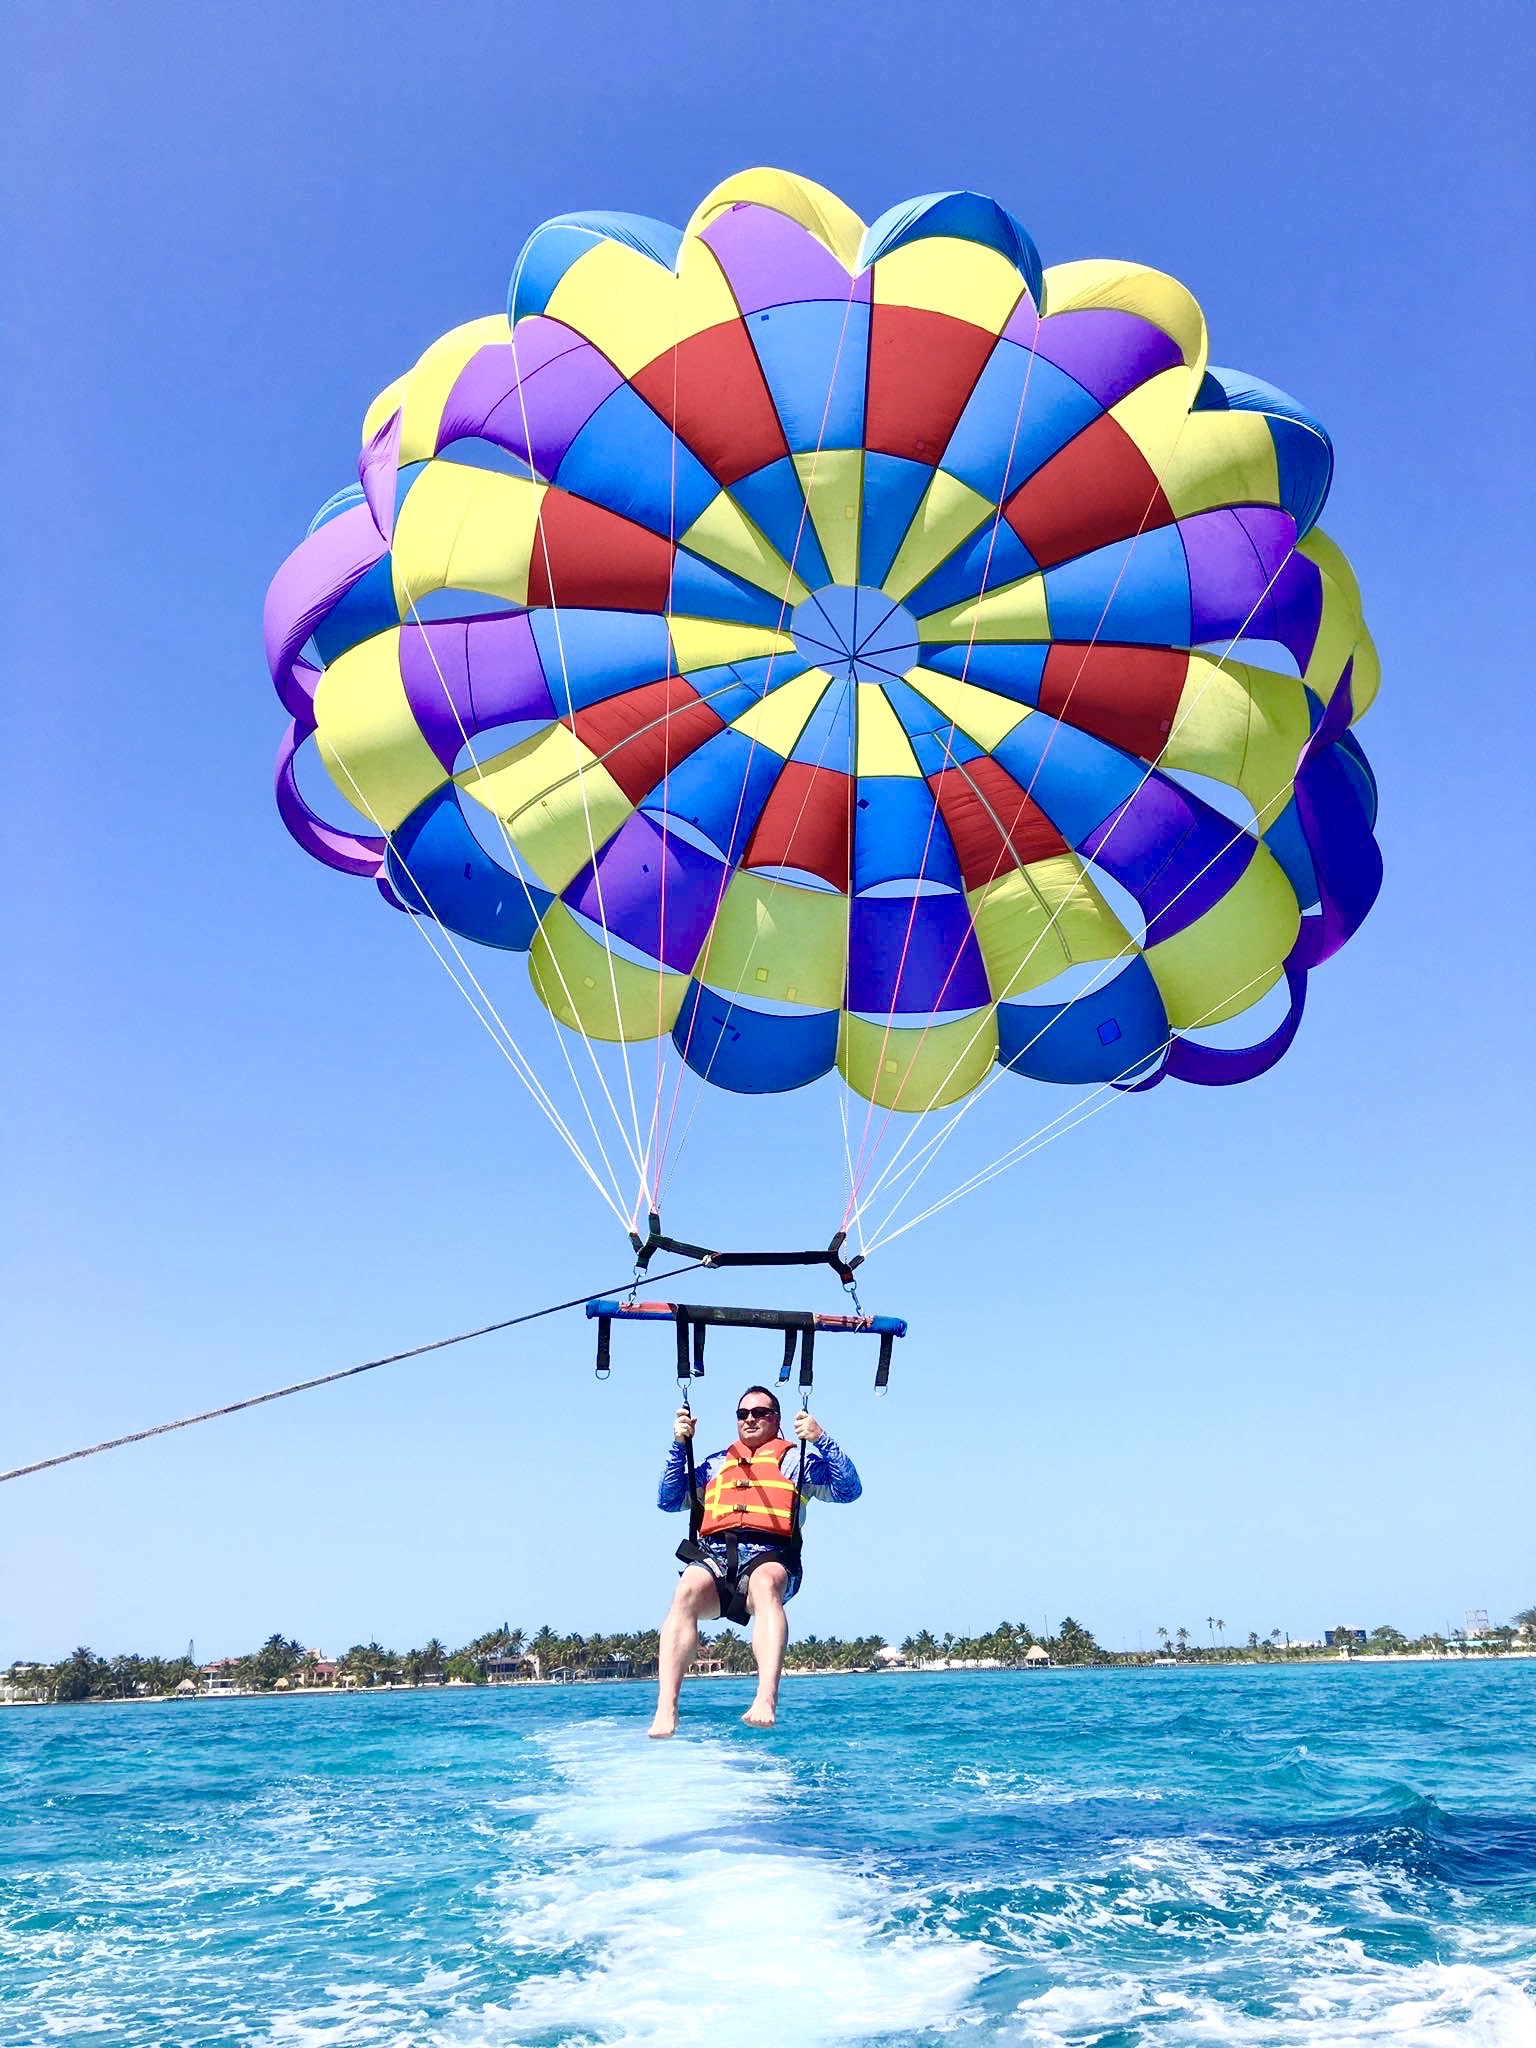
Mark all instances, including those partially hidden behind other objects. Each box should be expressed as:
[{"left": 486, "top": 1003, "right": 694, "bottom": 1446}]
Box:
[{"left": 4, "top": 1, "right": 1531, "bottom": 1661}]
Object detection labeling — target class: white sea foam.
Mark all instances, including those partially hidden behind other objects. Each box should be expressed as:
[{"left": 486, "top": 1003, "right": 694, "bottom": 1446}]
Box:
[
  {"left": 478, "top": 1719, "right": 993, "bottom": 2045},
  {"left": 1008, "top": 1961, "right": 1536, "bottom": 2046}
]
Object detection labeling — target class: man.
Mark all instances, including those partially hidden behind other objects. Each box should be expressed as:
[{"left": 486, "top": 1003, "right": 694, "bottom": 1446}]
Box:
[{"left": 648, "top": 1384, "right": 861, "bottom": 1737}]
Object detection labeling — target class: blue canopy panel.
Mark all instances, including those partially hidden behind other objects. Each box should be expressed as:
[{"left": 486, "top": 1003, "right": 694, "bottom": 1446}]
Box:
[
  {"left": 789, "top": 675, "right": 855, "bottom": 772},
  {"left": 530, "top": 610, "right": 673, "bottom": 714},
  {"left": 916, "top": 641, "right": 1047, "bottom": 706},
  {"left": 992, "top": 711, "right": 1145, "bottom": 849},
  {"left": 746, "top": 298, "right": 871, "bottom": 453},
  {"left": 672, "top": 982, "right": 840, "bottom": 1093},
  {"left": 386, "top": 787, "right": 551, "bottom": 950},
  {"left": 998, "top": 955, "right": 1168, "bottom": 1085},
  {"left": 939, "top": 350, "right": 1102, "bottom": 506},
  {"left": 1041, "top": 526, "right": 1192, "bottom": 646},
  {"left": 729, "top": 457, "right": 833, "bottom": 589},
  {"left": 668, "top": 549, "right": 794, "bottom": 628},
  {"left": 555, "top": 384, "right": 719, "bottom": 536},
  {"left": 853, "top": 777, "right": 964, "bottom": 893},
  {"left": 681, "top": 656, "right": 778, "bottom": 726},
  {"left": 1261, "top": 795, "right": 1320, "bottom": 911},
  {"left": 643, "top": 725, "right": 785, "bottom": 867},
  {"left": 310, "top": 554, "right": 399, "bottom": 666},
  {"left": 860, "top": 455, "right": 935, "bottom": 587}
]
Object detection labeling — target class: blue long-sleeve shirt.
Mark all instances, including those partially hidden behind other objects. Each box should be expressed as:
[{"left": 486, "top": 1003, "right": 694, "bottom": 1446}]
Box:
[{"left": 658, "top": 1433, "right": 862, "bottom": 1523}]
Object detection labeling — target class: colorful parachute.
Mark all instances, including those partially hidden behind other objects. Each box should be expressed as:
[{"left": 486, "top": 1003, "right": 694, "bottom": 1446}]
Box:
[{"left": 266, "top": 169, "right": 1380, "bottom": 1124}]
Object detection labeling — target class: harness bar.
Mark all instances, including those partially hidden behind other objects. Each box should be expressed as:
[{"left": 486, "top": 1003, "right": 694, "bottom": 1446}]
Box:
[{"left": 586, "top": 1299, "right": 905, "bottom": 1393}]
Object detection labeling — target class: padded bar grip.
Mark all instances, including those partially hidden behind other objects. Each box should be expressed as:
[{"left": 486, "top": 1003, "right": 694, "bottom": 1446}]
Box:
[{"left": 587, "top": 1299, "right": 907, "bottom": 1337}]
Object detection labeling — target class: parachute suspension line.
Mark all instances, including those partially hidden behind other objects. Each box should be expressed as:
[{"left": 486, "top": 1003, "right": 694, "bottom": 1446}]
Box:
[
  {"left": 0, "top": 1260, "right": 711, "bottom": 1487},
  {"left": 651, "top": 270, "right": 866, "bottom": 1207},
  {"left": 844, "top": 348, "right": 1190, "bottom": 1216},
  {"left": 865, "top": 959, "right": 1288, "bottom": 1250},
  {"left": 504, "top": 272, "right": 655, "bottom": 1218},
  {"left": 837, "top": 1072, "right": 866, "bottom": 1259},
  {"left": 842, "top": 709, "right": 968, "bottom": 1203},
  {"left": 659, "top": 629, "right": 860, "bottom": 1192},
  {"left": 393, "top": 575, "right": 654, "bottom": 1210},
  {"left": 652, "top": 273, "right": 863, "bottom": 1199},
  {"left": 859, "top": 759, "right": 1303, "bottom": 1249},
  {"left": 643, "top": 279, "right": 686, "bottom": 1211},
  {"left": 845, "top": 396, "right": 1305, "bottom": 1234},
  {"left": 844, "top": 293, "right": 1052, "bottom": 1214},
  {"left": 859, "top": 729, "right": 1301, "bottom": 1244},
  {"left": 320, "top": 739, "right": 633, "bottom": 1227}
]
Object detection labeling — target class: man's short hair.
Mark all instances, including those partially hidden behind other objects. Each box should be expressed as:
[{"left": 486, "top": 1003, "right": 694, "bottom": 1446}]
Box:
[{"left": 739, "top": 1384, "right": 781, "bottom": 1415}]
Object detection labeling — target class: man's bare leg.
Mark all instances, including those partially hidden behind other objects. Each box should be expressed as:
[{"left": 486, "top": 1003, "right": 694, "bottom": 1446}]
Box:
[
  {"left": 742, "top": 1563, "right": 790, "bottom": 1729},
  {"left": 648, "top": 1567, "right": 721, "bottom": 1738}
]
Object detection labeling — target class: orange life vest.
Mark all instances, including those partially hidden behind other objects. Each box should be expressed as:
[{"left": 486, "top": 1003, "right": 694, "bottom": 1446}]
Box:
[{"left": 698, "top": 1437, "right": 799, "bottom": 1541}]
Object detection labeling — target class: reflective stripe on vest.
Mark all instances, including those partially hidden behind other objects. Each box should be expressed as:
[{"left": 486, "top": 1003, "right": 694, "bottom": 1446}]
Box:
[{"left": 698, "top": 1437, "right": 798, "bottom": 1540}]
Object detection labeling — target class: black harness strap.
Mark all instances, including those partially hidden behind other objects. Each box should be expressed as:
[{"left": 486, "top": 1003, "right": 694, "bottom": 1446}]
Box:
[
  {"left": 674, "top": 1308, "right": 702, "bottom": 1546},
  {"left": 788, "top": 1327, "right": 815, "bottom": 1571}
]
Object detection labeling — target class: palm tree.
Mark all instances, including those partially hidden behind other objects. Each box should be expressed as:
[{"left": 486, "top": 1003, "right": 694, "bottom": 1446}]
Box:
[
  {"left": 1174, "top": 1627, "right": 1190, "bottom": 1655},
  {"left": 1207, "top": 1613, "right": 1215, "bottom": 1647},
  {"left": 1216, "top": 1620, "right": 1225, "bottom": 1651}
]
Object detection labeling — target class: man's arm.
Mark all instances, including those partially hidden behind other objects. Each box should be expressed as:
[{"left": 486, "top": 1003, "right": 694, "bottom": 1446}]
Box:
[
  {"left": 657, "top": 1439, "right": 694, "bottom": 1512},
  {"left": 793, "top": 1431, "right": 862, "bottom": 1503}
]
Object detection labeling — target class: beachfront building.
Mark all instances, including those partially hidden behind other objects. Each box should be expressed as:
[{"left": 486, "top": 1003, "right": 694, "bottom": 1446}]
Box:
[
  {"left": 200, "top": 1660, "right": 240, "bottom": 1696},
  {"left": 483, "top": 1653, "right": 539, "bottom": 1684},
  {"left": 1324, "top": 1629, "right": 1367, "bottom": 1648},
  {"left": 1024, "top": 1645, "right": 1052, "bottom": 1668}
]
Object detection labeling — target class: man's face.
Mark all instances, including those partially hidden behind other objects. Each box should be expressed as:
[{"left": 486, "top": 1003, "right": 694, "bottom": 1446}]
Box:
[{"left": 735, "top": 1393, "right": 780, "bottom": 1446}]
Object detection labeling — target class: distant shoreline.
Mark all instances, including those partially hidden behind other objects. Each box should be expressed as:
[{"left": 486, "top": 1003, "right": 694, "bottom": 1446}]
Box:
[{"left": 5, "top": 1651, "right": 1532, "bottom": 1708}]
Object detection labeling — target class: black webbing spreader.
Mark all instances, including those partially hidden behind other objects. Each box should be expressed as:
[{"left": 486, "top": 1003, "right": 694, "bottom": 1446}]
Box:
[{"left": 627, "top": 1211, "right": 864, "bottom": 1289}]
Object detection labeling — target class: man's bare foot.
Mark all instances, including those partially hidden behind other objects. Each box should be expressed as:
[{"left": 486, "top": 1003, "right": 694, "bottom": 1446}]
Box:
[
  {"left": 647, "top": 1710, "right": 677, "bottom": 1739},
  {"left": 742, "top": 1699, "right": 776, "bottom": 1730}
]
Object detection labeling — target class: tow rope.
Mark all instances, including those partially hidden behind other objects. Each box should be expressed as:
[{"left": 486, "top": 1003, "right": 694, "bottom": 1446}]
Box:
[{"left": 0, "top": 1260, "right": 708, "bottom": 1486}]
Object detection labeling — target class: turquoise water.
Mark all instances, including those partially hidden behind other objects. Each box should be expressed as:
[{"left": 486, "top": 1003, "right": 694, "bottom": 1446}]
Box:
[{"left": 3, "top": 1664, "right": 1534, "bottom": 2044}]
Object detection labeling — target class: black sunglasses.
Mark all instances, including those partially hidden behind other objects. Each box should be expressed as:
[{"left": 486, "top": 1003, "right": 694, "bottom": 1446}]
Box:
[{"left": 736, "top": 1405, "right": 778, "bottom": 1421}]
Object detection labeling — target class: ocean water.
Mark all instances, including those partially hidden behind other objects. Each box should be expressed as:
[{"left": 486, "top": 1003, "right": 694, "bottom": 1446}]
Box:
[{"left": 3, "top": 1664, "right": 1534, "bottom": 2046}]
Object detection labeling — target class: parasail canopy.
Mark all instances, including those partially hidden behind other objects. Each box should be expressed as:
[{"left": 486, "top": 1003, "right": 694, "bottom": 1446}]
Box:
[{"left": 266, "top": 170, "right": 1381, "bottom": 1244}]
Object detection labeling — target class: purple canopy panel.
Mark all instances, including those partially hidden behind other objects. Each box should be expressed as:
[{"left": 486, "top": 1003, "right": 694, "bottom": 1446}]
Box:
[
  {"left": 399, "top": 621, "right": 474, "bottom": 770},
  {"left": 563, "top": 811, "right": 729, "bottom": 974},
  {"left": 1182, "top": 507, "right": 1321, "bottom": 672},
  {"left": 1001, "top": 294, "right": 1042, "bottom": 350},
  {"left": 1292, "top": 666, "right": 1383, "bottom": 962},
  {"left": 701, "top": 202, "right": 870, "bottom": 313},
  {"left": 441, "top": 320, "right": 624, "bottom": 476},
  {"left": 1163, "top": 961, "right": 1309, "bottom": 1085},
  {"left": 359, "top": 407, "right": 402, "bottom": 540},
  {"left": 263, "top": 504, "right": 389, "bottom": 717},
  {"left": 847, "top": 894, "right": 991, "bottom": 1015},
  {"left": 466, "top": 613, "right": 557, "bottom": 731},
  {"left": 1032, "top": 310, "right": 1184, "bottom": 409},
  {"left": 1081, "top": 776, "right": 1254, "bottom": 945},
  {"left": 274, "top": 723, "right": 385, "bottom": 879}
]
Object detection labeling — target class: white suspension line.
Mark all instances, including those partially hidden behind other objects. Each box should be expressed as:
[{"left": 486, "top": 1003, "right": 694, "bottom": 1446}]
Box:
[
  {"left": 652, "top": 275, "right": 867, "bottom": 1213},
  {"left": 848, "top": 515, "right": 1295, "bottom": 1228},
  {"left": 395, "top": 579, "right": 654, "bottom": 1204},
  {"left": 319, "top": 741, "right": 633, "bottom": 1227},
  {"left": 865, "top": 960, "right": 1286, "bottom": 1249},
  {"left": 502, "top": 267, "right": 655, "bottom": 1209}
]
